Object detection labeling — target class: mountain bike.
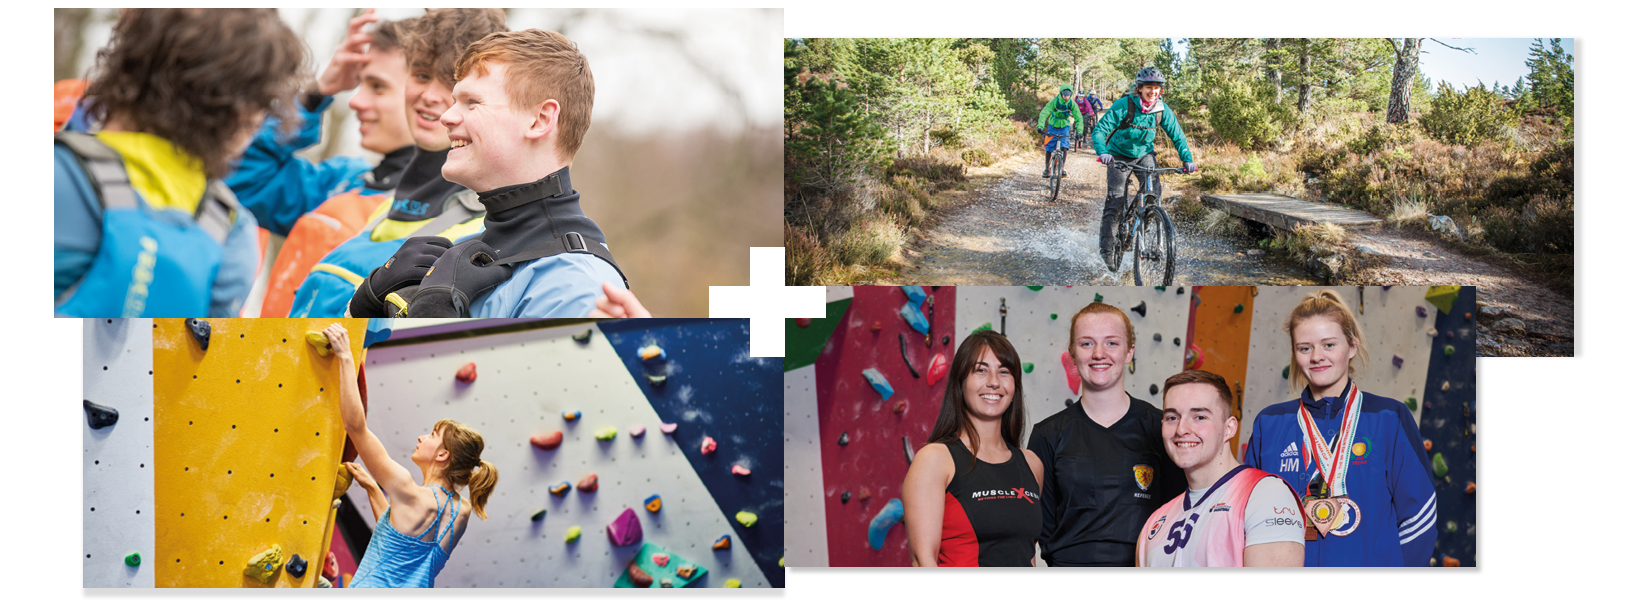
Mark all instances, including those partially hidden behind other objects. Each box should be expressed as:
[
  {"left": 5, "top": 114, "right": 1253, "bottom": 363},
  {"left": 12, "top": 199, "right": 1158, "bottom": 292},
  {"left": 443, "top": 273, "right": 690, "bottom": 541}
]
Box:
[
  {"left": 1045, "top": 138, "right": 1067, "bottom": 202},
  {"left": 1105, "top": 160, "right": 1188, "bottom": 286}
]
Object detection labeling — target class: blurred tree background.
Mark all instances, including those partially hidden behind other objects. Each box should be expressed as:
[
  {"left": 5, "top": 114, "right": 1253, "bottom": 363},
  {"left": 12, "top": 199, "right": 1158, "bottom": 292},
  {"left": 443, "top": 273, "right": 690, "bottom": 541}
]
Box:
[{"left": 56, "top": 8, "right": 783, "bottom": 317}]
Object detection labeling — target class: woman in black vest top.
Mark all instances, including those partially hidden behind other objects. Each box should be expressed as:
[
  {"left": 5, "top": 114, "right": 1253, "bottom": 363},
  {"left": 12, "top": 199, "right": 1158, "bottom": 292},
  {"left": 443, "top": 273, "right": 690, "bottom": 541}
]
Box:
[{"left": 903, "top": 331, "right": 1045, "bottom": 567}]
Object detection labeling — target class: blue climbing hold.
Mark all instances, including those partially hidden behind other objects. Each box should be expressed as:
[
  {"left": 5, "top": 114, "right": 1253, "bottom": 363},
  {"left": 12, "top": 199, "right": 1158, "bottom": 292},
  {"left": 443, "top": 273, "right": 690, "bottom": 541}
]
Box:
[
  {"left": 899, "top": 302, "right": 929, "bottom": 335},
  {"left": 862, "top": 369, "right": 895, "bottom": 401},
  {"left": 901, "top": 286, "right": 927, "bottom": 305},
  {"left": 868, "top": 498, "right": 905, "bottom": 550}
]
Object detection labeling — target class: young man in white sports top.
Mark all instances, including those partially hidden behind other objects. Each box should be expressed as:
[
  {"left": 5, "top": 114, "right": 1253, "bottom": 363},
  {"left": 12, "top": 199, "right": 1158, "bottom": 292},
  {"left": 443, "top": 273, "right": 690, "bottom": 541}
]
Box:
[{"left": 1137, "top": 370, "right": 1305, "bottom": 567}]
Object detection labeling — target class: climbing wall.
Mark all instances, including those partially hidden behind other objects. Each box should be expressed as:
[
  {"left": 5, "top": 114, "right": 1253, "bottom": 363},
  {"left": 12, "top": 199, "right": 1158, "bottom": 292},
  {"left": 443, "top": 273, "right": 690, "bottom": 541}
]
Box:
[
  {"left": 814, "top": 287, "right": 955, "bottom": 567},
  {"left": 1186, "top": 286, "right": 1258, "bottom": 456},
  {"left": 83, "top": 319, "right": 156, "bottom": 588},
  {"left": 356, "top": 320, "right": 778, "bottom": 588},
  {"left": 151, "top": 318, "right": 367, "bottom": 588},
  {"left": 782, "top": 364, "right": 827, "bottom": 567},
  {"left": 1238, "top": 287, "right": 1439, "bottom": 446},
  {"left": 1416, "top": 287, "right": 1477, "bottom": 566},
  {"left": 955, "top": 286, "right": 1191, "bottom": 435}
]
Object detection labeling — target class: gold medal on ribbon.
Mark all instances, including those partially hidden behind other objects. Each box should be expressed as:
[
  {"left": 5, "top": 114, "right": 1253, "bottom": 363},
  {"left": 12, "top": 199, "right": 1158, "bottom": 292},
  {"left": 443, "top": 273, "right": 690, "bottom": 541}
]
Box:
[
  {"left": 1303, "top": 496, "right": 1339, "bottom": 537},
  {"left": 1297, "top": 383, "right": 1365, "bottom": 538}
]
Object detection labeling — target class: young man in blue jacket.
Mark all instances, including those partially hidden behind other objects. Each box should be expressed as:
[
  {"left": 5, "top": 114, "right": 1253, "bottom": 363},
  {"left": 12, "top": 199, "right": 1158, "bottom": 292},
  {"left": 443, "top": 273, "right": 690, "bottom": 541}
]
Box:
[{"left": 354, "top": 29, "right": 628, "bottom": 318}]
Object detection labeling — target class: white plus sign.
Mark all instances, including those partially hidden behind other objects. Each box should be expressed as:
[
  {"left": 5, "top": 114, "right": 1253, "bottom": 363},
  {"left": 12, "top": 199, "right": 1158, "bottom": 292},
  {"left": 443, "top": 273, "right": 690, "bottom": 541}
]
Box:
[{"left": 710, "top": 247, "right": 825, "bottom": 357}]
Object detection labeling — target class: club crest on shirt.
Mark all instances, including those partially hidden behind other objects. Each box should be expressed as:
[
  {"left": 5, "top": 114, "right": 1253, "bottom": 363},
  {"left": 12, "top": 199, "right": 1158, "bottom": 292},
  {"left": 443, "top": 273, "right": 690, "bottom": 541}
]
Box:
[
  {"left": 1209, "top": 503, "right": 1233, "bottom": 513},
  {"left": 1352, "top": 437, "right": 1372, "bottom": 465},
  {"left": 1133, "top": 465, "right": 1153, "bottom": 491},
  {"left": 1147, "top": 515, "right": 1167, "bottom": 539}
]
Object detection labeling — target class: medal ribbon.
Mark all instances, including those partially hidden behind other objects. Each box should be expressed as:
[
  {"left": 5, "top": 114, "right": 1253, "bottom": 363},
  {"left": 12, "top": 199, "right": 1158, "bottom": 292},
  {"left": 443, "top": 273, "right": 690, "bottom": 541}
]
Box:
[{"left": 1297, "top": 382, "right": 1363, "bottom": 497}]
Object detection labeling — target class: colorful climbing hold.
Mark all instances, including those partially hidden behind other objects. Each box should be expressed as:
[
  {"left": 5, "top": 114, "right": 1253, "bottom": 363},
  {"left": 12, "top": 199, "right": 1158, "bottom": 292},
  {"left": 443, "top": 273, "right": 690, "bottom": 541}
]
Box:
[
  {"left": 732, "top": 464, "right": 751, "bottom": 476},
  {"left": 1155, "top": 286, "right": 1166, "bottom": 292},
  {"left": 972, "top": 322, "right": 993, "bottom": 333},
  {"left": 549, "top": 482, "right": 571, "bottom": 496},
  {"left": 455, "top": 362, "right": 477, "bottom": 383},
  {"left": 794, "top": 318, "right": 812, "bottom": 328},
  {"left": 565, "top": 526, "right": 582, "bottom": 543},
  {"left": 577, "top": 473, "right": 599, "bottom": 493},
  {"left": 243, "top": 544, "right": 283, "bottom": 583},
  {"left": 531, "top": 430, "right": 564, "bottom": 450},
  {"left": 837, "top": 432, "right": 849, "bottom": 446},
  {"left": 652, "top": 553, "right": 670, "bottom": 567},
  {"left": 1232, "top": 303, "right": 1245, "bottom": 314},
  {"left": 841, "top": 491, "right": 851, "bottom": 504},
  {"left": 870, "top": 321, "right": 882, "bottom": 332},
  {"left": 1432, "top": 452, "right": 1449, "bottom": 477},
  {"left": 124, "top": 552, "right": 141, "bottom": 567},
  {"left": 594, "top": 427, "right": 617, "bottom": 441},
  {"left": 563, "top": 410, "right": 581, "bottom": 421},
  {"left": 659, "top": 578, "right": 673, "bottom": 588},
  {"left": 1444, "top": 520, "right": 1459, "bottom": 534},
  {"left": 531, "top": 509, "right": 547, "bottom": 522},
  {"left": 1424, "top": 439, "right": 1433, "bottom": 451},
  {"left": 1441, "top": 380, "right": 1451, "bottom": 392},
  {"left": 926, "top": 353, "right": 948, "bottom": 386},
  {"left": 893, "top": 399, "right": 908, "bottom": 414},
  {"left": 187, "top": 319, "right": 211, "bottom": 350},
  {"left": 608, "top": 508, "right": 643, "bottom": 546},
  {"left": 84, "top": 400, "right": 119, "bottom": 429},
  {"left": 572, "top": 329, "right": 593, "bottom": 343},
  {"left": 1465, "top": 481, "right": 1477, "bottom": 495},
  {"left": 736, "top": 511, "right": 758, "bottom": 527},
  {"left": 1130, "top": 302, "right": 1147, "bottom": 316},
  {"left": 711, "top": 535, "right": 731, "bottom": 550},
  {"left": 858, "top": 487, "right": 872, "bottom": 502},
  {"left": 1425, "top": 286, "right": 1461, "bottom": 314},
  {"left": 701, "top": 436, "right": 718, "bottom": 455},
  {"left": 334, "top": 464, "right": 355, "bottom": 499},
  {"left": 659, "top": 422, "right": 677, "bottom": 434},
  {"left": 862, "top": 368, "right": 895, "bottom": 400},
  {"left": 644, "top": 494, "right": 662, "bottom": 513},
  {"left": 626, "top": 559, "right": 654, "bottom": 587},
  {"left": 725, "top": 579, "right": 742, "bottom": 588},
  {"left": 1021, "top": 362, "right": 1034, "bottom": 374},
  {"left": 646, "top": 373, "right": 667, "bottom": 386},
  {"left": 305, "top": 331, "right": 333, "bottom": 357},
  {"left": 1026, "top": 286, "right": 1044, "bottom": 291},
  {"left": 1415, "top": 305, "right": 1428, "bottom": 318},
  {"left": 629, "top": 426, "right": 646, "bottom": 438},
  {"left": 1392, "top": 355, "right": 1403, "bottom": 369},
  {"left": 868, "top": 498, "right": 905, "bottom": 550},
  {"left": 1444, "top": 344, "right": 1456, "bottom": 356},
  {"left": 1050, "top": 313, "right": 1058, "bottom": 320},
  {"left": 285, "top": 554, "right": 308, "bottom": 578},
  {"left": 323, "top": 551, "right": 338, "bottom": 580},
  {"left": 676, "top": 564, "right": 697, "bottom": 579},
  {"left": 1061, "top": 351, "right": 1081, "bottom": 394},
  {"left": 1405, "top": 397, "right": 1418, "bottom": 411},
  {"left": 900, "top": 302, "right": 929, "bottom": 334},
  {"left": 902, "top": 285, "right": 927, "bottom": 303},
  {"left": 1442, "top": 555, "right": 1460, "bottom": 567},
  {"left": 639, "top": 345, "right": 665, "bottom": 360}
]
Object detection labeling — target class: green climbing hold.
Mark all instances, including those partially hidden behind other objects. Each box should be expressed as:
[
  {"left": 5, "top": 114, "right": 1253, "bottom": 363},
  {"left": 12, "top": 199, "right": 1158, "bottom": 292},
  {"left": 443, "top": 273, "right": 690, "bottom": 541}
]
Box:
[
  {"left": 736, "top": 511, "right": 758, "bottom": 527},
  {"left": 1445, "top": 520, "right": 1459, "bottom": 534},
  {"left": 594, "top": 427, "right": 617, "bottom": 441},
  {"left": 565, "top": 526, "right": 582, "bottom": 543},
  {"left": 1154, "top": 286, "right": 1166, "bottom": 292},
  {"left": 1093, "top": 293, "right": 1103, "bottom": 303},
  {"left": 1424, "top": 286, "right": 1461, "bottom": 314},
  {"left": 1282, "top": 366, "right": 1289, "bottom": 380},
  {"left": 1405, "top": 397, "right": 1418, "bottom": 411},
  {"left": 1432, "top": 452, "right": 1449, "bottom": 478},
  {"left": 1022, "top": 362, "right": 1034, "bottom": 374},
  {"left": 972, "top": 322, "right": 993, "bottom": 333},
  {"left": 125, "top": 552, "right": 141, "bottom": 567},
  {"left": 1233, "top": 303, "right": 1245, "bottom": 313},
  {"left": 1027, "top": 286, "right": 1044, "bottom": 291},
  {"left": 1050, "top": 313, "right": 1058, "bottom": 320},
  {"left": 1444, "top": 345, "right": 1456, "bottom": 356}
]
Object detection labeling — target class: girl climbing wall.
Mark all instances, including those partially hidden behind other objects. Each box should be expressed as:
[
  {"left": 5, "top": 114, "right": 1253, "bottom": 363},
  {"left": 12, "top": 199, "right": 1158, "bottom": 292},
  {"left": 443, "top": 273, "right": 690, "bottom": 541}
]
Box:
[{"left": 323, "top": 324, "right": 499, "bottom": 587}]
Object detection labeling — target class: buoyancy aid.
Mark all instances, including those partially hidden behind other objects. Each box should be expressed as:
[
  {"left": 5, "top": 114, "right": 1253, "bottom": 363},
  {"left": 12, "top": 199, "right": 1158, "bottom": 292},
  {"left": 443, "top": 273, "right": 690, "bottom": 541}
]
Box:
[
  {"left": 257, "top": 147, "right": 412, "bottom": 318},
  {"left": 477, "top": 167, "right": 627, "bottom": 288},
  {"left": 54, "top": 131, "right": 241, "bottom": 318}
]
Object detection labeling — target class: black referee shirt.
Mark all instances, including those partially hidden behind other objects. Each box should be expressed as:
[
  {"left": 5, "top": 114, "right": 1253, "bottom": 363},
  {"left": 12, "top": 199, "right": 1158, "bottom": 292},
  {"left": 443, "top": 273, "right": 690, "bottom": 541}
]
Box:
[{"left": 1027, "top": 396, "right": 1187, "bottom": 566}]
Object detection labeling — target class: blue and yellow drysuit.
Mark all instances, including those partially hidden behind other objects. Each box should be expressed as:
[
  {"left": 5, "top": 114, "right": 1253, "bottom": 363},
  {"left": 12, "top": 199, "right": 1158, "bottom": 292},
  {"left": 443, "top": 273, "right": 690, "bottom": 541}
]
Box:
[{"left": 54, "top": 131, "right": 260, "bottom": 317}]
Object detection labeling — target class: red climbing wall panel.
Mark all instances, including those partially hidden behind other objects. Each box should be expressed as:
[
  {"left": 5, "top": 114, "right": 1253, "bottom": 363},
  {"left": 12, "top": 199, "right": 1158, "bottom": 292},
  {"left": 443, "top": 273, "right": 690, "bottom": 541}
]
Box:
[{"left": 815, "top": 287, "right": 955, "bottom": 567}]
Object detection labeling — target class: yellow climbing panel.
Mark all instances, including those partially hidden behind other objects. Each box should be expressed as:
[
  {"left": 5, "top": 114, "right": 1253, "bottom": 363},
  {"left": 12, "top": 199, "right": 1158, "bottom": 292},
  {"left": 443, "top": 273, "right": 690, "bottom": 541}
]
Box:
[{"left": 152, "top": 319, "right": 365, "bottom": 587}]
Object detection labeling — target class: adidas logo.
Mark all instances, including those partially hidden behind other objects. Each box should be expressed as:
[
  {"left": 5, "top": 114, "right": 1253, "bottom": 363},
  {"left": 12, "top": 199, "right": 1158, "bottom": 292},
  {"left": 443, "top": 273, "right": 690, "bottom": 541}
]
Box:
[{"left": 1281, "top": 442, "right": 1299, "bottom": 458}]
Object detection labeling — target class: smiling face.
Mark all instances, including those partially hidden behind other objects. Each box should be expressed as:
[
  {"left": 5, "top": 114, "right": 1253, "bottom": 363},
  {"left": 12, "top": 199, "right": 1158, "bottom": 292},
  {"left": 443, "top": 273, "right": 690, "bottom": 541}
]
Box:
[
  {"left": 1138, "top": 83, "right": 1162, "bottom": 103},
  {"left": 404, "top": 68, "right": 455, "bottom": 151},
  {"left": 1293, "top": 315, "right": 1359, "bottom": 398},
  {"left": 349, "top": 47, "right": 413, "bottom": 154},
  {"left": 1070, "top": 312, "right": 1134, "bottom": 392},
  {"left": 961, "top": 345, "right": 1016, "bottom": 423},
  {"left": 440, "top": 62, "right": 551, "bottom": 191},
  {"left": 1161, "top": 382, "right": 1237, "bottom": 475}
]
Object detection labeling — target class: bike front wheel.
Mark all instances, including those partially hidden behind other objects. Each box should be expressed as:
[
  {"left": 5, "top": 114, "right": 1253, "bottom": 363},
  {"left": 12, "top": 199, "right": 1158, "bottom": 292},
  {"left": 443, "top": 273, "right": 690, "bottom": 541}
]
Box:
[
  {"left": 1133, "top": 204, "right": 1177, "bottom": 286},
  {"left": 1048, "top": 148, "right": 1065, "bottom": 202}
]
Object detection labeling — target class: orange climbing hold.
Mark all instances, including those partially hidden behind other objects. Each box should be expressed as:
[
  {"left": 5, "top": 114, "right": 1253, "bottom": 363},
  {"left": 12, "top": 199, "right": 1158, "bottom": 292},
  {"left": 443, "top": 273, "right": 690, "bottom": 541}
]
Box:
[
  {"left": 455, "top": 362, "right": 477, "bottom": 383},
  {"left": 530, "top": 430, "right": 564, "bottom": 450},
  {"left": 1442, "top": 556, "right": 1460, "bottom": 567},
  {"left": 577, "top": 473, "right": 599, "bottom": 493}
]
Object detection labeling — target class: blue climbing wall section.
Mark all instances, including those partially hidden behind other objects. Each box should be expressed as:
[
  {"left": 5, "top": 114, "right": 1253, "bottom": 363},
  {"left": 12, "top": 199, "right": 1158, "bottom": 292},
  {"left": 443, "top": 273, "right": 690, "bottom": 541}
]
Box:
[
  {"left": 1419, "top": 287, "right": 1477, "bottom": 566},
  {"left": 601, "top": 319, "right": 785, "bottom": 587}
]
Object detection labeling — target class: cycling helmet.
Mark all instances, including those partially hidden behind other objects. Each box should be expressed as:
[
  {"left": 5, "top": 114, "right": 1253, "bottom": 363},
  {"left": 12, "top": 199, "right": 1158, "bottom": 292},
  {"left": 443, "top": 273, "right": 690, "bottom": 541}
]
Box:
[{"left": 1135, "top": 66, "right": 1167, "bottom": 87}]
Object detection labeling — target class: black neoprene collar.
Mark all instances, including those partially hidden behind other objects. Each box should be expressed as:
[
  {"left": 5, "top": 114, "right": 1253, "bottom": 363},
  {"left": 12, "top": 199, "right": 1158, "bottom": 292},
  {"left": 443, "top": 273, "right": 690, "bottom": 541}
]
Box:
[{"left": 387, "top": 147, "right": 463, "bottom": 222}]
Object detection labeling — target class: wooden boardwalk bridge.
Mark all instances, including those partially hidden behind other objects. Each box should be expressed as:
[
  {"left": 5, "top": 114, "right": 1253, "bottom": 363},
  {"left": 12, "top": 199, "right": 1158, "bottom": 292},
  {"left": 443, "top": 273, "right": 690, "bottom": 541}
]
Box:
[{"left": 1200, "top": 193, "right": 1383, "bottom": 231}]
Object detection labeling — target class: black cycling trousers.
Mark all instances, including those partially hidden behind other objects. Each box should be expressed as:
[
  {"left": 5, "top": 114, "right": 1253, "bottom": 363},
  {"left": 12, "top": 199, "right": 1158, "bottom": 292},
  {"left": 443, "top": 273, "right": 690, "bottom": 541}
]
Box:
[{"left": 1104, "top": 153, "right": 1161, "bottom": 210}]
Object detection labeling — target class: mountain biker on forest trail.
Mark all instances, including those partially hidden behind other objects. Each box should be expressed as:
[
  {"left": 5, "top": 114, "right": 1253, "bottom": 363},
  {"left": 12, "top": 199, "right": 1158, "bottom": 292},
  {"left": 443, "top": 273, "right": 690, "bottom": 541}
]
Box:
[
  {"left": 1038, "top": 84, "right": 1094, "bottom": 179},
  {"left": 1091, "top": 66, "right": 1198, "bottom": 264}
]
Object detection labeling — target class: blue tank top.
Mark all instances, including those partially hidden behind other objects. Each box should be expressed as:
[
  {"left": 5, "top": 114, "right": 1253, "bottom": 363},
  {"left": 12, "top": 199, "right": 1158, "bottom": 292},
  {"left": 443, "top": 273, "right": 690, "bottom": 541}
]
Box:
[{"left": 350, "top": 485, "right": 460, "bottom": 588}]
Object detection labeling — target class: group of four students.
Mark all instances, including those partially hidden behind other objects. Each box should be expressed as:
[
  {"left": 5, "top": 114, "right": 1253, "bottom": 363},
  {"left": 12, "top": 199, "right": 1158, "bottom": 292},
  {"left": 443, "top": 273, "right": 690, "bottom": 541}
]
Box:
[{"left": 903, "top": 289, "right": 1438, "bottom": 567}]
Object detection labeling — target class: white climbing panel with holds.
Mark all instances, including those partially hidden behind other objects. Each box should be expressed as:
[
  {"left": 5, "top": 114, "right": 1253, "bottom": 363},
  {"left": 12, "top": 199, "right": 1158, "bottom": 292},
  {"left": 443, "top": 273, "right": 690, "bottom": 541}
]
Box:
[{"left": 83, "top": 319, "right": 156, "bottom": 588}]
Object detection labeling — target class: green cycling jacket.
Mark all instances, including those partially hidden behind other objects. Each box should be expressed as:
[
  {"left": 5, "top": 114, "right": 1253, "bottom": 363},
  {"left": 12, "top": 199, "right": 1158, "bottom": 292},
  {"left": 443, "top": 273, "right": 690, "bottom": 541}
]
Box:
[
  {"left": 1038, "top": 84, "right": 1084, "bottom": 130},
  {"left": 1091, "top": 95, "right": 1194, "bottom": 164}
]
